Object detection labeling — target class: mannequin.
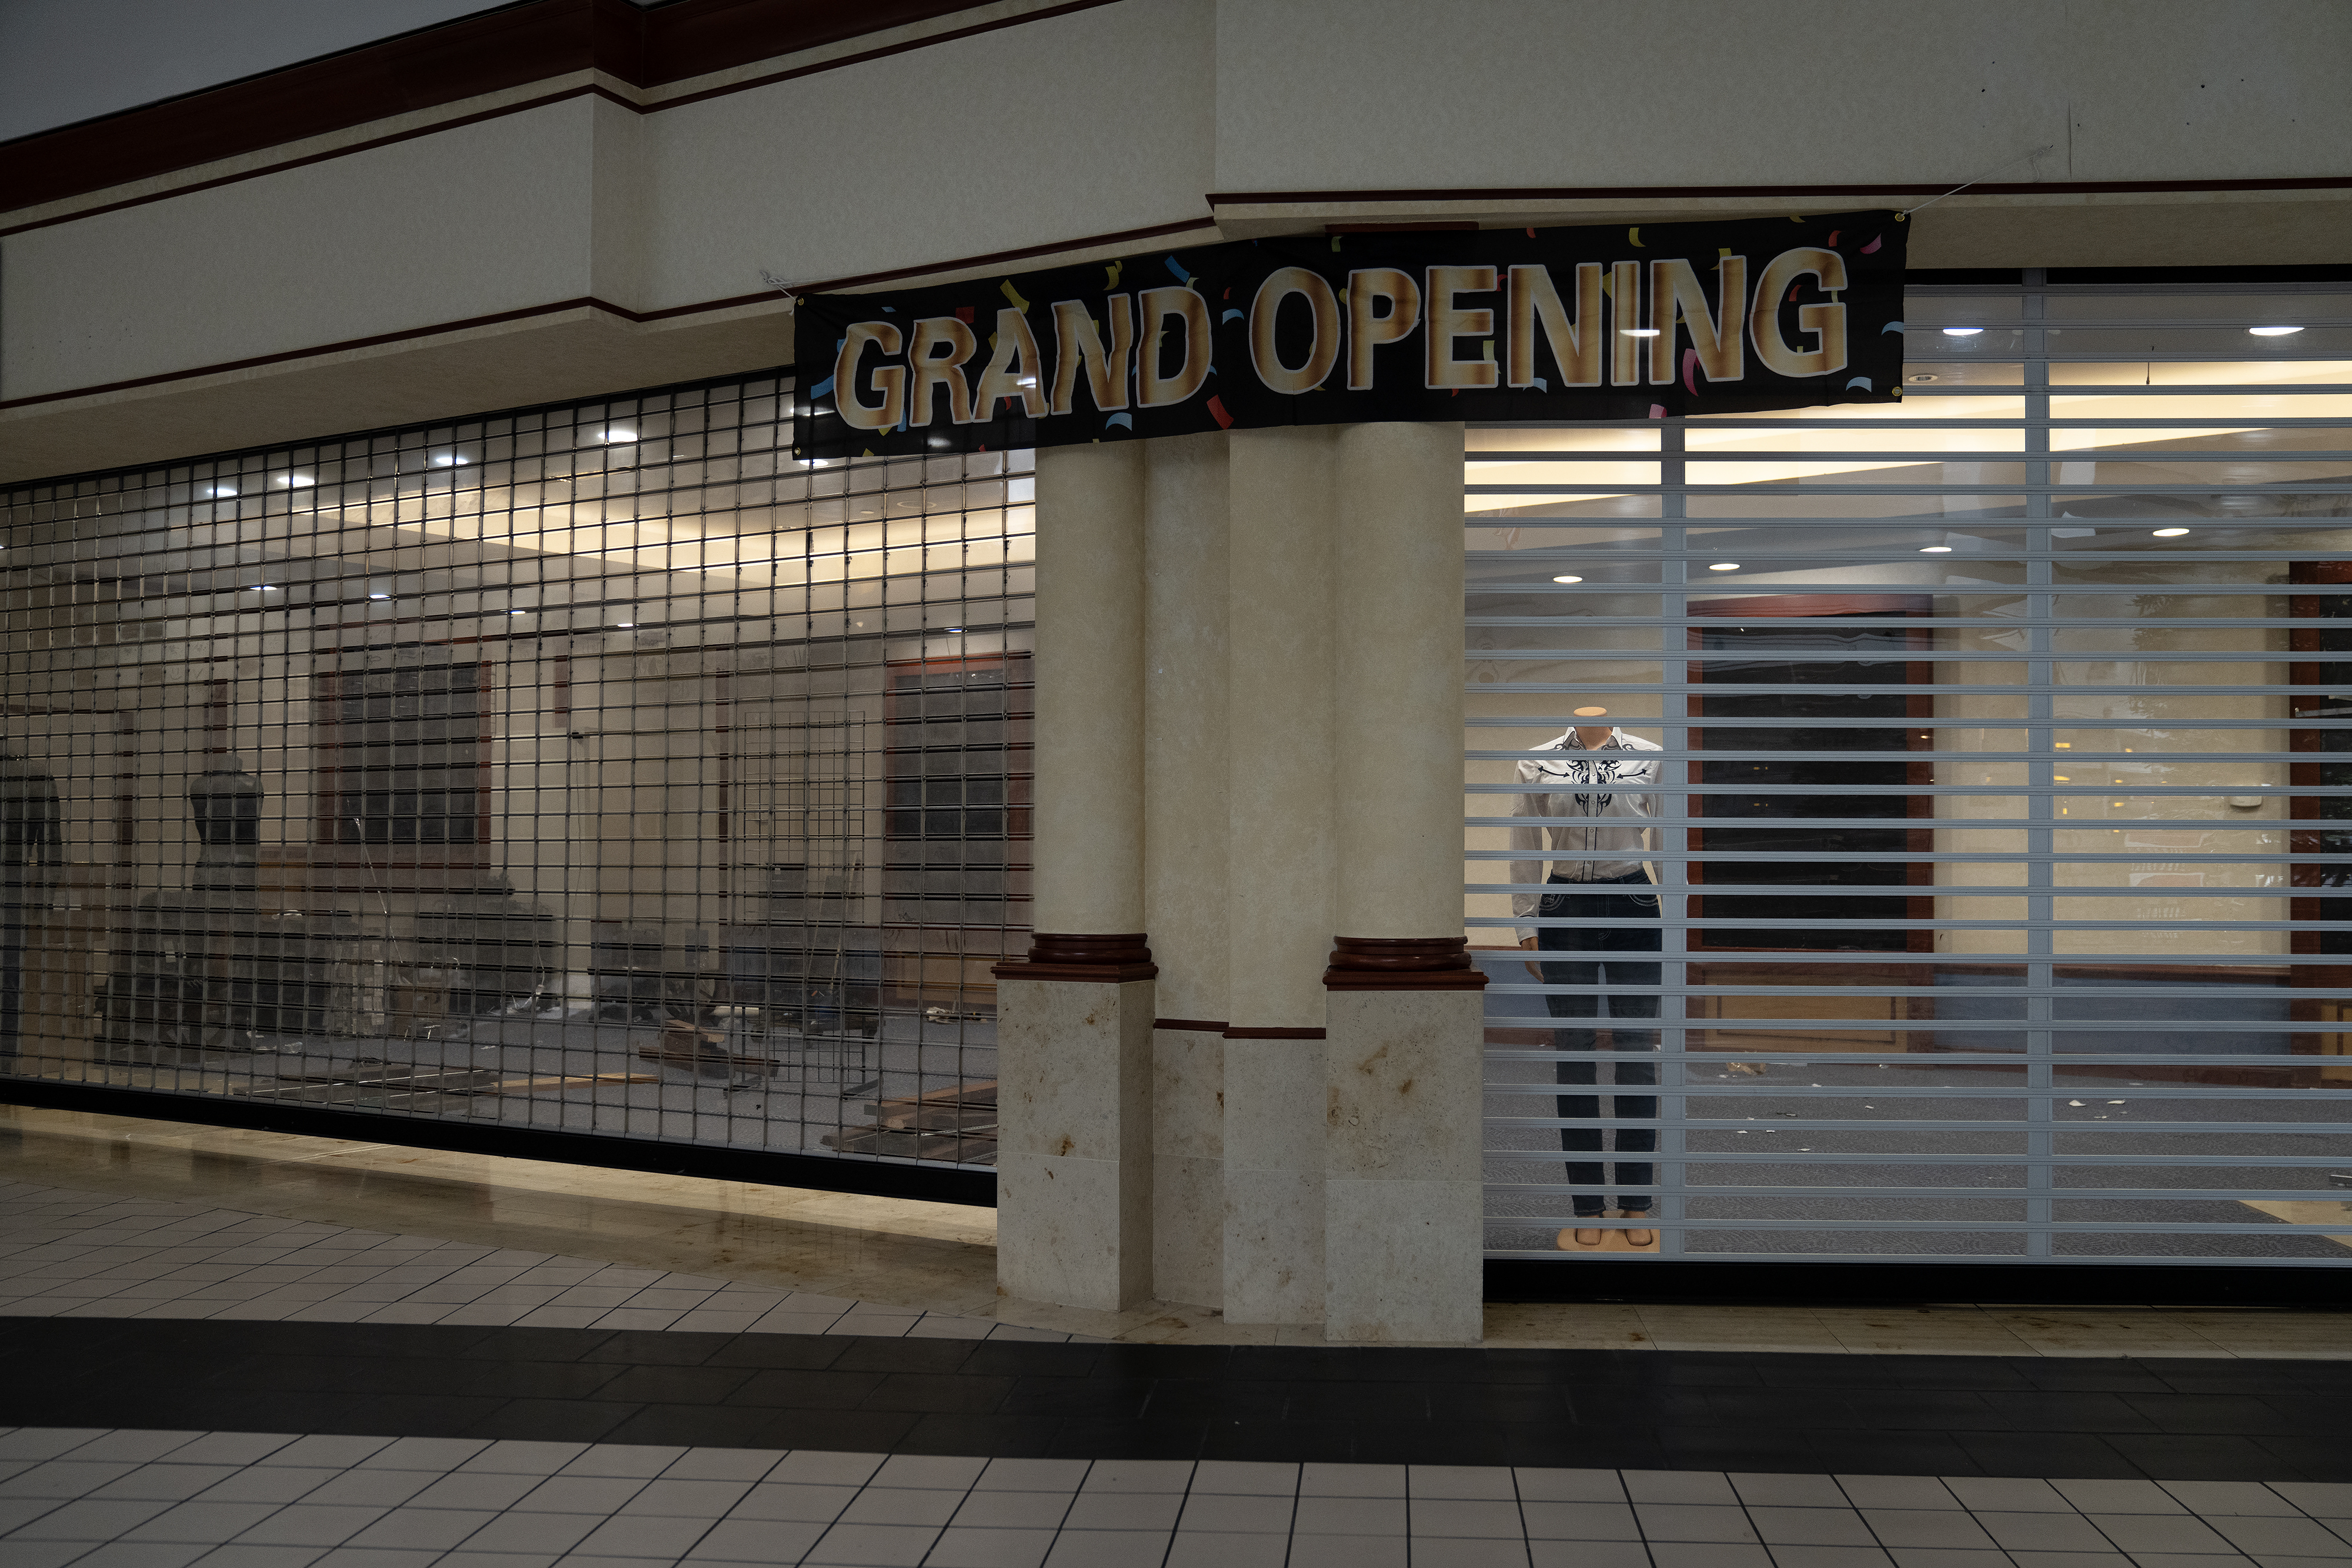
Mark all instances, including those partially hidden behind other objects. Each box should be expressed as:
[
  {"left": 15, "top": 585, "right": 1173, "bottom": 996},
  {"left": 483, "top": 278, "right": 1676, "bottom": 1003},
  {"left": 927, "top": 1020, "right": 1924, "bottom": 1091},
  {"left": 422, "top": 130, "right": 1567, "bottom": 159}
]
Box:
[{"left": 1509, "top": 706, "right": 1661, "bottom": 1251}]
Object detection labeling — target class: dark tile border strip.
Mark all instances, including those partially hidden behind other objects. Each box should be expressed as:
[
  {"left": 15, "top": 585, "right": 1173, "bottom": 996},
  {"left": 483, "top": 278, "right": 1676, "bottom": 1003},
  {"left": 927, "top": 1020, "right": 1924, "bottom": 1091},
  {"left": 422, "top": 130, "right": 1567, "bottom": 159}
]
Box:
[{"left": 6, "top": 1318, "right": 2351, "bottom": 1480}]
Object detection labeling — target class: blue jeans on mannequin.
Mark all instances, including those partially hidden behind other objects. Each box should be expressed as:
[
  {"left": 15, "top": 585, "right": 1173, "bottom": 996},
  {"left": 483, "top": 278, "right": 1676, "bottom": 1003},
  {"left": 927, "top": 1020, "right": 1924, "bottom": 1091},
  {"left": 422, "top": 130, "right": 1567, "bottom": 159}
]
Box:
[{"left": 1538, "top": 871, "right": 1659, "bottom": 1220}]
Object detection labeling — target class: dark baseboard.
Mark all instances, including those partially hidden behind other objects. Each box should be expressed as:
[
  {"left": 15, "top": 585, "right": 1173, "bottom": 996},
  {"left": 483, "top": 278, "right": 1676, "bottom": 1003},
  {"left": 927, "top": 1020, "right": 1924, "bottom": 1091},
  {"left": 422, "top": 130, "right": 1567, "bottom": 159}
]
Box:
[
  {"left": 0, "top": 1076, "right": 997, "bottom": 1208},
  {"left": 1486, "top": 1258, "right": 2352, "bottom": 1308}
]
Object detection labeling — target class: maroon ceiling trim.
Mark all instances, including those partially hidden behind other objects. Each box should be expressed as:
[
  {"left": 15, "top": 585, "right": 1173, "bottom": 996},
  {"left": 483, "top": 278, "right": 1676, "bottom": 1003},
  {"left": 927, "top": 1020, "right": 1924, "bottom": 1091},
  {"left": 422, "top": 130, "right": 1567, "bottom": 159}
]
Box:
[
  {"left": 3, "top": 0, "right": 636, "bottom": 212},
  {"left": 0, "top": 0, "right": 1084, "bottom": 215},
  {"left": 1208, "top": 176, "right": 2352, "bottom": 204},
  {"left": 0, "top": 85, "right": 630, "bottom": 240}
]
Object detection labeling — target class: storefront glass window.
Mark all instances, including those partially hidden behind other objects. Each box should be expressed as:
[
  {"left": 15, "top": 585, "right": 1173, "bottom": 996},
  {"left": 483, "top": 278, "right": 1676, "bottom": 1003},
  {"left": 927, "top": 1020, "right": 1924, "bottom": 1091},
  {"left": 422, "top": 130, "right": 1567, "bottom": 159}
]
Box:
[
  {"left": 1469, "top": 278, "right": 2352, "bottom": 1263},
  {"left": 0, "top": 375, "right": 1031, "bottom": 1172}
]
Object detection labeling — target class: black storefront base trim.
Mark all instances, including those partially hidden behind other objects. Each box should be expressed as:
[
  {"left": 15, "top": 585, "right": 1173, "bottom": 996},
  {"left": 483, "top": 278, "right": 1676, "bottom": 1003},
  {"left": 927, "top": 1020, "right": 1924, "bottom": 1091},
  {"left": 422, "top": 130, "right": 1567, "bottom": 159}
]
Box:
[
  {"left": 8, "top": 1317, "right": 2352, "bottom": 1477},
  {"left": 0, "top": 1077, "right": 996, "bottom": 1208},
  {"left": 1488, "top": 1259, "right": 2352, "bottom": 1309}
]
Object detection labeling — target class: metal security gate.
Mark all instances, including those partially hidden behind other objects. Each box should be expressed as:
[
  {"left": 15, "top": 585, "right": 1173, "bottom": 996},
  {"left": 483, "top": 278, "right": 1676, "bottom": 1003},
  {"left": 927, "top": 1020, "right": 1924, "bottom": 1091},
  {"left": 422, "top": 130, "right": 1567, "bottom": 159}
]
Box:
[
  {"left": 1468, "top": 273, "right": 2352, "bottom": 1266},
  {"left": 0, "top": 373, "right": 1031, "bottom": 1188}
]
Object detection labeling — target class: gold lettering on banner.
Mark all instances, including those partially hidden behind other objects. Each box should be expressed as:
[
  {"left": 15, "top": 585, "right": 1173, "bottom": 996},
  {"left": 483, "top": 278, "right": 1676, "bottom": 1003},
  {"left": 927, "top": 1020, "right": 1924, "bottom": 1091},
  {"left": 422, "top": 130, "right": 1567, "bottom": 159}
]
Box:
[
  {"left": 1250, "top": 266, "right": 1342, "bottom": 395},
  {"left": 973, "top": 308, "right": 1048, "bottom": 419},
  {"left": 834, "top": 321, "right": 906, "bottom": 432},
  {"left": 1507, "top": 262, "right": 1602, "bottom": 389},
  {"left": 1425, "top": 265, "right": 1499, "bottom": 389},
  {"left": 1609, "top": 260, "right": 1643, "bottom": 386},
  {"left": 1138, "top": 286, "right": 1213, "bottom": 407},
  {"left": 1050, "top": 296, "right": 1134, "bottom": 415},
  {"left": 1649, "top": 256, "right": 1746, "bottom": 386},
  {"left": 1749, "top": 247, "right": 1849, "bottom": 377},
  {"left": 907, "top": 317, "right": 981, "bottom": 426},
  {"left": 1347, "top": 268, "right": 1421, "bottom": 390}
]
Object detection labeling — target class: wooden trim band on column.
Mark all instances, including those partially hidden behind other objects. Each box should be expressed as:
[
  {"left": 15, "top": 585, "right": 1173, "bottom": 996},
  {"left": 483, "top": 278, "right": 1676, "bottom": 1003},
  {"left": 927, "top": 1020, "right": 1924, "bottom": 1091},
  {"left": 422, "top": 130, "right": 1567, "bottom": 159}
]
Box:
[
  {"left": 990, "top": 932, "right": 1157, "bottom": 983},
  {"left": 1154, "top": 1019, "right": 1228, "bottom": 1032},
  {"left": 1322, "top": 935, "right": 1491, "bottom": 991},
  {"left": 1222, "top": 1027, "right": 1326, "bottom": 1040}
]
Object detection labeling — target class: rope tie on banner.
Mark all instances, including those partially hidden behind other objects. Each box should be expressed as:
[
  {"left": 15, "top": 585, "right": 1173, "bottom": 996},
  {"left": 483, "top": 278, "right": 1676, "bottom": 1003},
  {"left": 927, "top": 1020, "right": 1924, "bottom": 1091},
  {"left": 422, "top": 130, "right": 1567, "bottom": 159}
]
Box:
[
  {"left": 1901, "top": 145, "right": 2058, "bottom": 216},
  {"left": 759, "top": 269, "right": 797, "bottom": 305}
]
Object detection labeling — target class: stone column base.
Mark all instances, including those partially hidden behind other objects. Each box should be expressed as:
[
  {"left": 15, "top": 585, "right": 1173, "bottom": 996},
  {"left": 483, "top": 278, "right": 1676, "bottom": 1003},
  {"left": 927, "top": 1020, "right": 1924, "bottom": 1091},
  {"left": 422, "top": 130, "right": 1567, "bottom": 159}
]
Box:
[
  {"left": 1322, "top": 984, "right": 1485, "bottom": 1343},
  {"left": 991, "top": 970, "right": 1154, "bottom": 1313}
]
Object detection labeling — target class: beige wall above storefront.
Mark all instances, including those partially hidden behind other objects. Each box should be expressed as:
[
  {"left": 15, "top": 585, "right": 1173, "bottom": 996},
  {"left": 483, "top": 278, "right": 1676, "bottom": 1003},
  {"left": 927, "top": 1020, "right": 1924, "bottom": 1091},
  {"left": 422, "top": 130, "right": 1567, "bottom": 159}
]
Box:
[{"left": 5, "top": 0, "right": 2347, "bottom": 486}]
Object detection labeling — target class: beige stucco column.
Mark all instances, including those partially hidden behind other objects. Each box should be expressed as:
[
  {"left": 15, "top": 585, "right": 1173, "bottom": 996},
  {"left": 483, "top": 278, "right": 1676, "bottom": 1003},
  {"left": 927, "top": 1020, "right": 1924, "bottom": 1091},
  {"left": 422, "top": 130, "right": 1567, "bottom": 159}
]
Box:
[
  {"left": 1322, "top": 421, "right": 1486, "bottom": 1343},
  {"left": 1222, "top": 425, "right": 1338, "bottom": 1326},
  {"left": 993, "top": 440, "right": 1155, "bottom": 1313},
  {"left": 1142, "top": 432, "right": 1231, "bottom": 1309}
]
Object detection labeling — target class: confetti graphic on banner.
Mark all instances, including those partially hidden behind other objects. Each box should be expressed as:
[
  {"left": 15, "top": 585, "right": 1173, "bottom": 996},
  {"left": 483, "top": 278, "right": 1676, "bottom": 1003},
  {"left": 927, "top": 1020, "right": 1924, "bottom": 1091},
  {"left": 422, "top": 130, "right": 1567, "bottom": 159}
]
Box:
[{"left": 793, "top": 210, "right": 1907, "bottom": 459}]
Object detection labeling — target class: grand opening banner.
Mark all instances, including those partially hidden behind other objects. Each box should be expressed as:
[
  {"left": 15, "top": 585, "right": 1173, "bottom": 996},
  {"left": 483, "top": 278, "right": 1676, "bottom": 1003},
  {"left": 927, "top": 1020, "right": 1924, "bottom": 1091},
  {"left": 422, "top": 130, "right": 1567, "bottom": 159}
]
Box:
[{"left": 791, "top": 210, "right": 1906, "bottom": 460}]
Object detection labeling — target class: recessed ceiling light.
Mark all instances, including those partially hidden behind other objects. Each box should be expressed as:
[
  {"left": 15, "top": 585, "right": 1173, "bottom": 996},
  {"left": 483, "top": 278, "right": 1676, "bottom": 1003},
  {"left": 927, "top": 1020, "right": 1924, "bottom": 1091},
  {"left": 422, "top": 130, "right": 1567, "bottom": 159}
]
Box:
[
  {"left": 430, "top": 453, "right": 469, "bottom": 466},
  {"left": 1941, "top": 327, "right": 1984, "bottom": 337},
  {"left": 248, "top": 584, "right": 276, "bottom": 592},
  {"left": 1552, "top": 574, "right": 1585, "bottom": 584},
  {"left": 202, "top": 484, "right": 238, "bottom": 497},
  {"left": 947, "top": 626, "right": 964, "bottom": 633},
  {"left": 599, "top": 427, "right": 637, "bottom": 442},
  {"left": 1708, "top": 562, "right": 1740, "bottom": 571},
  {"left": 615, "top": 622, "right": 634, "bottom": 628},
  {"left": 277, "top": 474, "right": 315, "bottom": 488},
  {"left": 1907, "top": 373, "right": 1938, "bottom": 383},
  {"left": 1621, "top": 327, "right": 1661, "bottom": 338},
  {"left": 508, "top": 609, "right": 527, "bottom": 615},
  {"left": 369, "top": 593, "right": 390, "bottom": 600},
  {"left": 2249, "top": 325, "right": 2303, "bottom": 337},
  {"left": 1921, "top": 546, "right": 1952, "bottom": 553},
  {"left": 2151, "top": 527, "right": 2190, "bottom": 537}
]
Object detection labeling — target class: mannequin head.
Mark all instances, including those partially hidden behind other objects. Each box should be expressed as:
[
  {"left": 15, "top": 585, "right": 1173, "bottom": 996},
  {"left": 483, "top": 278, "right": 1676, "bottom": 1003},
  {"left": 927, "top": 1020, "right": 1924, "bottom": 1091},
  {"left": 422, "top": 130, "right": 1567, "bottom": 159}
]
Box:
[{"left": 1572, "top": 705, "right": 1612, "bottom": 749}]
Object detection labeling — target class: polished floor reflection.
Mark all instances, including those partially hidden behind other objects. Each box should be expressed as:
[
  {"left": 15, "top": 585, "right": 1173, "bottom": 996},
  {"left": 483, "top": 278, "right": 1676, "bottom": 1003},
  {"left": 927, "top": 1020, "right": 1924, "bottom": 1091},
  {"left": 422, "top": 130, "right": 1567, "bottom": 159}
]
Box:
[{"left": 5, "top": 1108, "right": 2351, "bottom": 1357}]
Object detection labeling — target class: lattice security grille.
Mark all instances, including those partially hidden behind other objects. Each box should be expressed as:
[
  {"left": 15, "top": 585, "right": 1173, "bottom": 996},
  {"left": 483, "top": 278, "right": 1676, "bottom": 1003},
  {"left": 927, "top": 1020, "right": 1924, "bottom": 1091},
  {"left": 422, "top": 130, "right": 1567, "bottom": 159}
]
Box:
[{"left": 0, "top": 375, "right": 1031, "bottom": 1171}]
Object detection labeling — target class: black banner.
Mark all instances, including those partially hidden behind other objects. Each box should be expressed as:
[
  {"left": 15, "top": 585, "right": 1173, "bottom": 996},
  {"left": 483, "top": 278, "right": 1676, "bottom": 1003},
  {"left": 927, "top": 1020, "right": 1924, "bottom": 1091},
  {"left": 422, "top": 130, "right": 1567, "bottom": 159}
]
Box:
[{"left": 792, "top": 210, "right": 1906, "bottom": 460}]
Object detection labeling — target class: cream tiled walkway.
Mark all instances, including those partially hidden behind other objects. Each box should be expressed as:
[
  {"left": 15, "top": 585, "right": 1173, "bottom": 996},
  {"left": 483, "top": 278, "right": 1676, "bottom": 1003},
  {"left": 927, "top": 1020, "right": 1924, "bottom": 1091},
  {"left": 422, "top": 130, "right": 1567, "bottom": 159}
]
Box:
[
  {"left": 5, "top": 1426, "right": 2352, "bottom": 1568},
  {"left": 8, "top": 1111, "right": 2352, "bottom": 1566}
]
